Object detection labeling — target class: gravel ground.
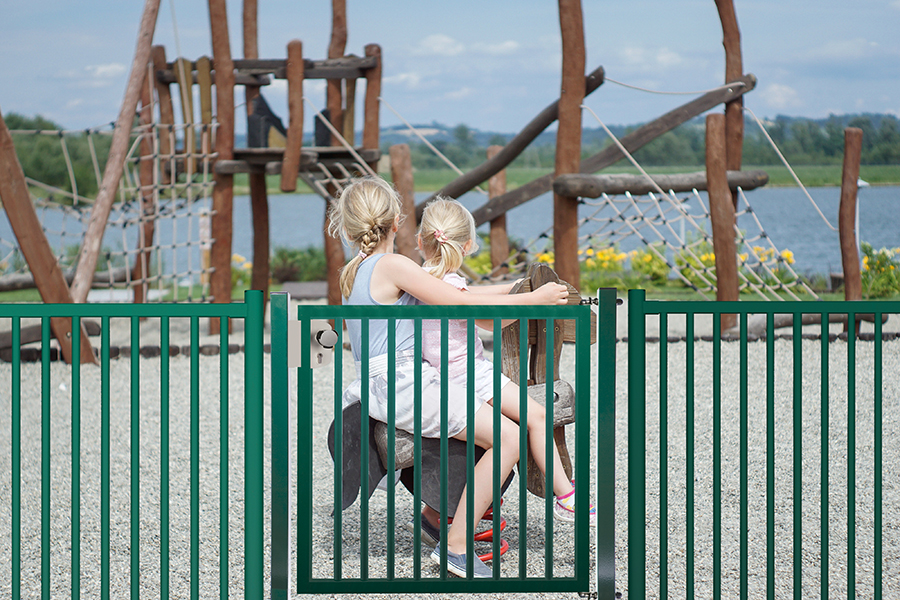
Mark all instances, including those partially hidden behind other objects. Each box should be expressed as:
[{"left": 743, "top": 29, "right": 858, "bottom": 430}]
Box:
[{"left": 1, "top": 300, "right": 899, "bottom": 599}]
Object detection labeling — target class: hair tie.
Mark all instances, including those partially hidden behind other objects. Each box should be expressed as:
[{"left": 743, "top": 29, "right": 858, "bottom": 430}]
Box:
[
  {"left": 433, "top": 229, "right": 449, "bottom": 245},
  {"left": 358, "top": 250, "right": 368, "bottom": 260}
]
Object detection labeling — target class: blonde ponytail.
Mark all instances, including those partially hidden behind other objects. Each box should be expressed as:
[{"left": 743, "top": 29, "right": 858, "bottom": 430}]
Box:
[{"left": 418, "top": 197, "right": 478, "bottom": 280}]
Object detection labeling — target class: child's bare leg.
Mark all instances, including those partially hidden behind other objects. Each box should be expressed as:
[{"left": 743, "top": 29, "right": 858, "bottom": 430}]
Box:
[
  {"left": 445, "top": 403, "right": 520, "bottom": 555},
  {"left": 492, "top": 382, "right": 573, "bottom": 497}
]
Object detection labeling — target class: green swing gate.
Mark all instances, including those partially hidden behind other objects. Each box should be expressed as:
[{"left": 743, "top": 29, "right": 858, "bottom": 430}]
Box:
[{"left": 269, "top": 289, "right": 619, "bottom": 598}]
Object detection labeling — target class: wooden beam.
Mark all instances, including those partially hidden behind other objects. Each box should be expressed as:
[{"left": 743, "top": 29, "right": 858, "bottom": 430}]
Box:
[
  {"left": 416, "top": 66, "right": 604, "bottom": 217},
  {"left": 470, "top": 73, "right": 757, "bottom": 227},
  {"left": 208, "top": 0, "right": 236, "bottom": 334},
  {"left": 840, "top": 127, "right": 863, "bottom": 305},
  {"left": 487, "top": 145, "right": 509, "bottom": 276},
  {"left": 280, "top": 40, "right": 305, "bottom": 192},
  {"left": 70, "top": 0, "right": 162, "bottom": 303},
  {"left": 343, "top": 78, "right": 357, "bottom": 144},
  {"left": 553, "top": 169, "right": 768, "bottom": 197},
  {"left": 553, "top": 0, "right": 586, "bottom": 291},
  {"left": 130, "top": 69, "right": 156, "bottom": 306},
  {"left": 362, "top": 44, "right": 382, "bottom": 171},
  {"left": 151, "top": 45, "right": 175, "bottom": 184},
  {"left": 0, "top": 268, "right": 129, "bottom": 293},
  {"left": 196, "top": 56, "right": 213, "bottom": 125},
  {"left": 0, "top": 108, "right": 97, "bottom": 365},
  {"left": 326, "top": 0, "right": 347, "bottom": 147},
  {"left": 715, "top": 0, "right": 745, "bottom": 209},
  {"left": 390, "top": 144, "right": 419, "bottom": 264},
  {"left": 175, "top": 56, "right": 196, "bottom": 174},
  {"left": 706, "top": 114, "right": 739, "bottom": 331}
]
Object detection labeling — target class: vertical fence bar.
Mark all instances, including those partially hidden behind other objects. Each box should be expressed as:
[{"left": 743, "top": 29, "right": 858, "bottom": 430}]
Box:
[
  {"left": 244, "top": 290, "right": 265, "bottom": 598},
  {"left": 874, "top": 311, "right": 883, "bottom": 599},
  {"left": 820, "top": 313, "right": 829, "bottom": 600},
  {"left": 72, "top": 316, "right": 81, "bottom": 600},
  {"left": 270, "top": 293, "right": 289, "bottom": 600},
  {"left": 296, "top": 314, "right": 313, "bottom": 591},
  {"left": 740, "top": 312, "right": 748, "bottom": 599},
  {"left": 333, "top": 317, "right": 344, "bottom": 581},
  {"left": 413, "top": 318, "right": 423, "bottom": 579},
  {"left": 686, "top": 312, "right": 695, "bottom": 599},
  {"left": 160, "top": 316, "right": 170, "bottom": 600},
  {"left": 491, "top": 317, "right": 502, "bottom": 579},
  {"left": 101, "top": 317, "right": 110, "bottom": 600},
  {"left": 596, "top": 288, "right": 617, "bottom": 600},
  {"left": 518, "top": 316, "right": 528, "bottom": 580},
  {"left": 713, "top": 314, "right": 721, "bottom": 600},
  {"left": 387, "top": 319, "right": 396, "bottom": 580},
  {"left": 574, "top": 303, "right": 590, "bottom": 590},
  {"left": 465, "top": 319, "right": 475, "bottom": 579},
  {"left": 657, "top": 310, "right": 668, "bottom": 599},
  {"left": 130, "top": 315, "right": 140, "bottom": 600},
  {"left": 793, "top": 315, "right": 803, "bottom": 599},
  {"left": 766, "top": 313, "right": 775, "bottom": 600},
  {"left": 41, "top": 316, "right": 50, "bottom": 600},
  {"left": 545, "top": 317, "right": 555, "bottom": 579},
  {"left": 360, "top": 319, "right": 370, "bottom": 579},
  {"left": 847, "top": 311, "right": 856, "bottom": 595},
  {"left": 627, "top": 289, "right": 647, "bottom": 599},
  {"left": 12, "top": 317, "right": 21, "bottom": 600},
  {"left": 438, "top": 318, "right": 448, "bottom": 579},
  {"left": 219, "top": 315, "right": 230, "bottom": 600},
  {"left": 190, "top": 316, "right": 200, "bottom": 600}
]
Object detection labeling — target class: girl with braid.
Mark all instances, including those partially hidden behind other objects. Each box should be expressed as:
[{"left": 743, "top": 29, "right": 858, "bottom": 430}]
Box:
[{"left": 328, "top": 177, "right": 568, "bottom": 578}]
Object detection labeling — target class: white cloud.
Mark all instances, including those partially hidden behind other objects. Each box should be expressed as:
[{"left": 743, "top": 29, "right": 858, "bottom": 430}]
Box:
[
  {"left": 892, "top": 0, "right": 900, "bottom": 9},
  {"left": 805, "top": 38, "right": 878, "bottom": 61},
  {"left": 617, "top": 46, "right": 684, "bottom": 71},
  {"left": 444, "top": 87, "right": 473, "bottom": 101},
  {"left": 65, "top": 98, "right": 84, "bottom": 110},
  {"left": 384, "top": 72, "right": 423, "bottom": 90},
  {"left": 471, "top": 40, "right": 520, "bottom": 56},
  {"left": 760, "top": 83, "right": 803, "bottom": 110},
  {"left": 85, "top": 63, "right": 126, "bottom": 79},
  {"left": 412, "top": 34, "right": 465, "bottom": 57}
]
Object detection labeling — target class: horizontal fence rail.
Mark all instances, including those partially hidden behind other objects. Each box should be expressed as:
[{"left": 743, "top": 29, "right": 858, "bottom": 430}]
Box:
[
  {"left": 0, "top": 291, "right": 265, "bottom": 600},
  {"left": 271, "top": 293, "right": 616, "bottom": 597},
  {"left": 627, "top": 289, "right": 900, "bottom": 599}
]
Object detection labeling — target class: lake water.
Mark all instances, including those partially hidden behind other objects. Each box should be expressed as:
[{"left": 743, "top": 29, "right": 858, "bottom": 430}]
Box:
[{"left": 2, "top": 184, "right": 898, "bottom": 279}]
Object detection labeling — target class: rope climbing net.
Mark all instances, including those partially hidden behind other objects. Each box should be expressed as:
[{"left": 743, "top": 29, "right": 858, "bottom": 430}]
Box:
[{"left": 2, "top": 122, "right": 218, "bottom": 301}]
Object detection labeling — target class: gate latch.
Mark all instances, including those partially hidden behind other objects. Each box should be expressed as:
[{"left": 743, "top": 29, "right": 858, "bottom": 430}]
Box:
[{"left": 288, "top": 319, "right": 338, "bottom": 369}]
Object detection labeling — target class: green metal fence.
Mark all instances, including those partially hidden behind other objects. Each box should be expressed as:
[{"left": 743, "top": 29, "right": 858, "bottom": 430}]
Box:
[
  {"left": 271, "top": 290, "right": 617, "bottom": 597},
  {"left": 0, "top": 291, "right": 265, "bottom": 600},
  {"left": 627, "top": 289, "right": 899, "bottom": 599}
]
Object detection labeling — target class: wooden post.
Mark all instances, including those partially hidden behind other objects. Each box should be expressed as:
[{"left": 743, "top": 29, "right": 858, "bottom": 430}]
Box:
[
  {"left": 0, "top": 108, "right": 97, "bottom": 365},
  {"left": 151, "top": 45, "right": 175, "bottom": 185},
  {"left": 715, "top": 0, "right": 744, "bottom": 210},
  {"left": 242, "top": 0, "right": 269, "bottom": 303},
  {"left": 839, "top": 127, "right": 863, "bottom": 310},
  {"left": 208, "top": 0, "right": 236, "bottom": 334},
  {"left": 343, "top": 78, "right": 357, "bottom": 145},
  {"left": 362, "top": 44, "right": 382, "bottom": 172},
  {"left": 281, "top": 40, "right": 305, "bottom": 192},
  {"left": 196, "top": 56, "right": 213, "bottom": 125},
  {"left": 175, "top": 57, "right": 196, "bottom": 174},
  {"left": 706, "top": 114, "right": 739, "bottom": 331},
  {"left": 390, "top": 144, "right": 419, "bottom": 264},
  {"left": 326, "top": 0, "right": 347, "bottom": 146},
  {"left": 70, "top": 0, "right": 162, "bottom": 303},
  {"left": 487, "top": 145, "right": 509, "bottom": 276},
  {"left": 553, "top": 0, "right": 585, "bottom": 291},
  {"left": 131, "top": 68, "right": 156, "bottom": 306}
]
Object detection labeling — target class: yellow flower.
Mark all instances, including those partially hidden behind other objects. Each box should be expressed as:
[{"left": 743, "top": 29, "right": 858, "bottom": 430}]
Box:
[
  {"left": 243, "top": 261, "right": 253, "bottom": 270},
  {"left": 232, "top": 253, "right": 247, "bottom": 264},
  {"left": 585, "top": 248, "right": 595, "bottom": 257},
  {"left": 644, "top": 254, "right": 653, "bottom": 263}
]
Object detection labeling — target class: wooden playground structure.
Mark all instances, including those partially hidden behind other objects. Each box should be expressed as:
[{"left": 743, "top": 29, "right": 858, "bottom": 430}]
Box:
[{"left": 0, "top": 0, "right": 868, "bottom": 364}]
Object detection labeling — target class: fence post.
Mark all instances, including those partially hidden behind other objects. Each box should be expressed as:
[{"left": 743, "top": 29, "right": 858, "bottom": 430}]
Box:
[
  {"left": 244, "top": 290, "right": 265, "bottom": 597},
  {"left": 596, "top": 288, "right": 617, "bottom": 599},
  {"left": 270, "top": 292, "right": 291, "bottom": 599},
  {"left": 627, "top": 288, "right": 646, "bottom": 599}
]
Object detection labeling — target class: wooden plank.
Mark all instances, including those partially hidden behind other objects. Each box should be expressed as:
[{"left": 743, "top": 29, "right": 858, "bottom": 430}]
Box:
[
  {"left": 131, "top": 70, "right": 156, "bottom": 305},
  {"left": 416, "top": 66, "right": 604, "bottom": 218},
  {"left": 326, "top": 0, "right": 347, "bottom": 147},
  {"left": 196, "top": 56, "right": 213, "bottom": 125},
  {"left": 715, "top": 0, "right": 745, "bottom": 209},
  {"left": 208, "top": 0, "right": 236, "bottom": 334},
  {"left": 390, "top": 144, "right": 419, "bottom": 263},
  {"left": 707, "top": 114, "right": 738, "bottom": 331},
  {"left": 175, "top": 56, "right": 196, "bottom": 174},
  {"left": 343, "top": 77, "right": 357, "bottom": 144},
  {"left": 280, "top": 39, "right": 305, "bottom": 192},
  {"left": 151, "top": 45, "right": 175, "bottom": 184},
  {"left": 553, "top": 169, "right": 769, "bottom": 197},
  {"left": 470, "top": 73, "right": 757, "bottom": 227},
  {"left": 158, "top": 57, "right": 377, "bottom": 84},
  {"left": 840, "top": 127, "right": 863, "bottom": 306},
  {"left": 0, "top": 109, "right": 97, "bottom": 364},
  {"left": 70, "top": 0, "right": 162, "bottom": 304},
  {"left": 362, "top": 44, "right": 382, "bottom": 172},
  {"left": 553, "top": 0, "right": 586, "bottom": 291}
]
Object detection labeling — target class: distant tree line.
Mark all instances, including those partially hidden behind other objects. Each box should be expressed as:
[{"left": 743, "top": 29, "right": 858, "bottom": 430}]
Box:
[
  {"left": 4, "top": 113, "right": 112, "bottom": 198},
  {"left": 398, "top": 114, "right": 900, "bottom": 171}
]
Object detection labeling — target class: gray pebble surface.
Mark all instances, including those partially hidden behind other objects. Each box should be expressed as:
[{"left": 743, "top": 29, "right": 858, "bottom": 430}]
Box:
[{"left": 0, "top": 300, "right": 898, "bottom": 598}]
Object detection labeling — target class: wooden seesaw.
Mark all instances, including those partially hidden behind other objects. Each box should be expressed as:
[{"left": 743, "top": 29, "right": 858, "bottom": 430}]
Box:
[{"left": 326, "top": 264, "right": 597, "bottom": 558}]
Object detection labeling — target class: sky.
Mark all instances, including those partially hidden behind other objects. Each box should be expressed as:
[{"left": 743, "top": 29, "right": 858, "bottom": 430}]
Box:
[{"left": 2, "top": 0, "right": 899, "bottom": 135}]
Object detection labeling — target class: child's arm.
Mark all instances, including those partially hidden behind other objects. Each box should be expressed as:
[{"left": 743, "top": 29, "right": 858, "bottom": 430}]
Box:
[
  {"left": 466, "top": 279, "right": 523, "bottom": 296},
  {"left": 374, "top": 254, "right": 567, "bottom": 307}
]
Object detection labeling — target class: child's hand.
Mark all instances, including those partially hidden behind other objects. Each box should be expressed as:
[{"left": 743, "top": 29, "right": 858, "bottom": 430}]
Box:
[{"left": 533, "top": 282, "right": 569, "bottom": 305}]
